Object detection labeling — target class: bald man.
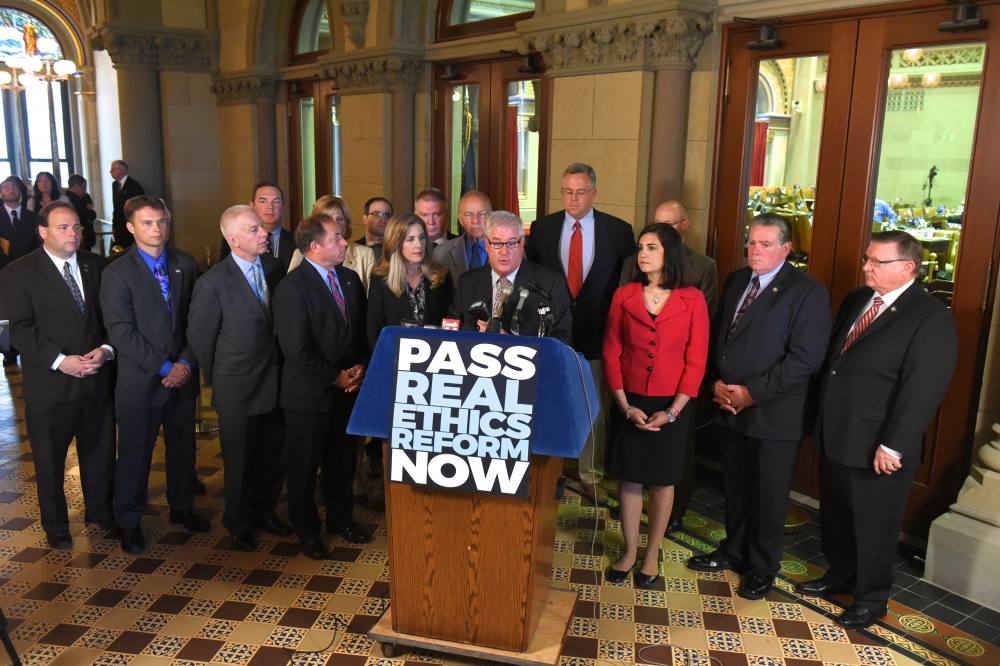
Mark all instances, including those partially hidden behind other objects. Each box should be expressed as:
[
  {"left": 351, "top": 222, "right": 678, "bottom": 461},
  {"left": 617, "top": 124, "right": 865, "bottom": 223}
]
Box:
[
  {"left": 434, "top": 190, "right": 492, "bottom": 284},
  {"left": 621, "top": 200, "right": 718, "bottom": 532}
]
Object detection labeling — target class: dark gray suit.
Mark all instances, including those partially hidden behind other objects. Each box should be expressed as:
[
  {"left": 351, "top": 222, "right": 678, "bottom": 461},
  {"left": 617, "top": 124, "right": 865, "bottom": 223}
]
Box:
[
  {"left": 187, "top": 253, "right": 285, "bottom": 534},
  {"left": 100, "top": 246, "right": 199, "bottom": 529},
  {"left": 434, "top": 233, "right": 480, "bottom": 285}
]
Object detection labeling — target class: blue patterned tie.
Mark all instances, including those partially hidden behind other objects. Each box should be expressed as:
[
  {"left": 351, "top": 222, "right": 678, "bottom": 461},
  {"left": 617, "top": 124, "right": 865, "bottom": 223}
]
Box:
[
  {"left": 63, "top": 261, "right": 84, "bottom": 314},
  {"left": 154, "top": 262, "right": 171, "bottom": 313},
  {"left": 252, "top": 263, "right": 269, "bottom": 309},
  {"left": 470, "top": 242, "right": 483, "bottom": 269}
]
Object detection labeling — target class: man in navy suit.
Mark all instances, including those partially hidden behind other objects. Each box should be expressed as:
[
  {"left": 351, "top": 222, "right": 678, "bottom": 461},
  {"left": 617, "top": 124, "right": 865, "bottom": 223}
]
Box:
[
  {"left": 526, "top": 163, "right": 636, "bottom": 505},
  {"left": 688, "top": 213, "right": 830, "bottom": 601},
  {"left": 110, "top": 160, "right": 145, "bottom": 248},
  {"left": 0, "top": 176, "right": 41, "bottom": 365}
]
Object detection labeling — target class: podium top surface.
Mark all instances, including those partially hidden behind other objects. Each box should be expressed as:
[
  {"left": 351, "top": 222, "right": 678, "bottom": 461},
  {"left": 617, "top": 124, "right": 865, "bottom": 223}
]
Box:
[{"left": 347, "top": 327, "right": 598, "bottom": 458}]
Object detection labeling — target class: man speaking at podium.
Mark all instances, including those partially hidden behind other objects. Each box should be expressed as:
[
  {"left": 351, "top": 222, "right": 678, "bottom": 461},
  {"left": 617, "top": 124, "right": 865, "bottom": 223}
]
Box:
[{"left": 449, "top": 210, "right": 573, "bottom": 345}]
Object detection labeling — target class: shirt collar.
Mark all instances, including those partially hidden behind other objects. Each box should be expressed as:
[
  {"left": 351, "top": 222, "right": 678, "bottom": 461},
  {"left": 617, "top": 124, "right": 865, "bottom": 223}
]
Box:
[
  {"left": 43, "top": 246, "right": 77, "bottom": 272},
  {"left": 135, "top": 245, "right": 166, "bottom": 272},
  {"left": 752, "top": 260, "right": 785, "bottom": 283},
  {"left": 464, "top": 234, "right": 485, "bottom": 250},
  {"left": 874, "top": 279, "right": 915, "bottom": 307},
  {"left": 492, "top": 266, "right": 519, "bottom": 287},
  {"left": 230, "top": 252, "right": 260, "bottom": 277},
  {"left": 4, "top": 204, "right": 20, "bottom": 217},
  {"left": 564, "top": 207, "right": 595, "bottom": 227},
  {"left": 117, "top": 175, "right": 128, "bottom": 187},
  {"left": 304, "top": 256, "right": 339, "bottom": 287}
]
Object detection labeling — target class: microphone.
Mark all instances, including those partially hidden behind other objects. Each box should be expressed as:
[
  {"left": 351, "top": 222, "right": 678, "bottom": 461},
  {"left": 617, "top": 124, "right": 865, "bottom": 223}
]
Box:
[
  {"left": 510, "top": 287, "right": 530, "bottom": 335},
  {"left": 486, "top": 282, "right": 514, "bottom": 333},
  {"left": 528, "top": 280, "right": 552, "bottom": 301},
  {"left": 468, "top": 300, "right": 490, "bottom": 323}
]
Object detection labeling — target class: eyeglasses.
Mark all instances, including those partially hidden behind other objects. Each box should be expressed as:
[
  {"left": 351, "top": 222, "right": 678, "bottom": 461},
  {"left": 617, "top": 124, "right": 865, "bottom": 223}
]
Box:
[
  {"left": 367, "top": 211, "right": 391, "bottom": 219},
  {"left": 460, "top": 211, "right": 490, "bottom": 220},
  {"left": 862, "top": 255, "right": 905, "bottom": 268},
  {"left": 487, "top": 238, "right": 523, "bottom": 249},
  {"left": 561, "top": 188, "right": 594, "bottom": 199}
]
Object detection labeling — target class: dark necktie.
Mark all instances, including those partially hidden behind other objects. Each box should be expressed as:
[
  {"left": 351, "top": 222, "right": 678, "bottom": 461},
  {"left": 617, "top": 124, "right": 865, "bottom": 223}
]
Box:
[
  {"left": 328, "top": 270, "right": 348, "bottom": 321},
  {"left": 63, "top": 261, "right": 85, "bottom": 314},
  {"left": 10, "top": 209, "right": 19, "bottom": 242},
  {"left": 727, "top": 276, "right": 760, "bottom": 340},
  {"left": 470, "top": 242, "right": 483, "bottom": 269},
  {"left": 841, "top": 296, "right": 884, "bottom": 354},
  {"left": 266, "top": 233, "right": 275, "bottom": 258},
  {"left": 154, "top": 263, "right": 171, "bottom": 313}
]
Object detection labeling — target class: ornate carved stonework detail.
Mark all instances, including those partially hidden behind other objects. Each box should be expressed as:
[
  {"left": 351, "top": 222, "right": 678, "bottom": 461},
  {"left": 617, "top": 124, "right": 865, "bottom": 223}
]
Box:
[
  {"left": 90, "top": 26, "right": 220, "bottom": 72},
  {"left": 520, "top": 17, "right": 712, "bottom": 75},
  {"left": 210, "top": 75, "right": 281, "bottom": 105},
  {"left": 325, "top": 56, "right": 422, "bottom": 92},
  {"left": 896, "top": 45, "right": 984, "bottom": 69},
  {"left": 339, "top": 1, "right": 370, "bottom": 49}
]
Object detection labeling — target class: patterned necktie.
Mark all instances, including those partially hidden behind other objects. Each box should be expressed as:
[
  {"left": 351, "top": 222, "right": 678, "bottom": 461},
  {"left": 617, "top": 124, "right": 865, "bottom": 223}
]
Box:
[
  {"left": 154, "top": 263, "right": 171, "bottom": 313},
  {"left": 251, "top": 263, "right": 269, "bottom": 310},
  {"left": 327, "top": 270, "right": 348, "bottom": 321},
  {"left": 567, "top": 221, "right": 583, "bottom": 298},
  {"left": 470, "top": 242, "right": 483, "bottom": 269},
  {"left": 63, "top": 261, "right": 85, "bottom": 314},
  {"left": 841, "top": 296, "right": 884, "bottom": 354},
  {"left": 366, "top": 236, "right": 382, "bottom": 248},
  {"left": 493, "top": 277, "right": 509, "bottom": 317},
  {"left": 10, "top": 209, "right": 19, "bottom": 242},
  {"left": 266, "top": 233, "right": 275, "bottom": 258},
  {"left": 727, "top": 276, "right": 760, "bottom": 340}
]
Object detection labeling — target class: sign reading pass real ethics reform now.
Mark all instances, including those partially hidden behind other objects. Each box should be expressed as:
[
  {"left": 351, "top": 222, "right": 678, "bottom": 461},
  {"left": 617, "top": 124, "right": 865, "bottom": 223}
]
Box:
[{"left": 388, "top": 336, "right": 540, "bottom": 498}]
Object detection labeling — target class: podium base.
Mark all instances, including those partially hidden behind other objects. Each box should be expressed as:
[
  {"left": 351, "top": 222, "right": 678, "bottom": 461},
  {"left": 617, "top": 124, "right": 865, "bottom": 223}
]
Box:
[{"left": 368, "top": 588, "right": 578, "bottom": 666}]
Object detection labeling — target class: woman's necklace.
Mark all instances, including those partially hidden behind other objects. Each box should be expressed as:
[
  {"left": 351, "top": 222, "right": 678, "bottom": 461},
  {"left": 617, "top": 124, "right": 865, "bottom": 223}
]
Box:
[{"left": 647, "top": 287, "right": 668, "bottom": 304}]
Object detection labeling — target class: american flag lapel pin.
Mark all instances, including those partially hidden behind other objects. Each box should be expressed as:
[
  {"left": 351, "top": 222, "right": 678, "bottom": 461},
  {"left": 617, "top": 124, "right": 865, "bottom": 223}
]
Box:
[
  {"left": 772, "top": 287, "right": 778, "bottom": 292},
  {"left": 890, "top": 306, "right": 897, "bottom": 312}
]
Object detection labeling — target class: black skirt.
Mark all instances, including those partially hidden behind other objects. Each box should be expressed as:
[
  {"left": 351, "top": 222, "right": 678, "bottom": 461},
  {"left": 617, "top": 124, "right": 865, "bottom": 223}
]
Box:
[{"left": 607, "top": 391, "right": 690, "bottom": 487}]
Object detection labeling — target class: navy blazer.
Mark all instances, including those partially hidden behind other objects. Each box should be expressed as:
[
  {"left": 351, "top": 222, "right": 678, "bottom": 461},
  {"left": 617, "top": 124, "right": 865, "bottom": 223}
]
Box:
[
  {"left": 707, "top": 262, "right": 830, "bottom": 440},
  {"left": 0, "top": 206, "right": 41, "bottom": 270}
]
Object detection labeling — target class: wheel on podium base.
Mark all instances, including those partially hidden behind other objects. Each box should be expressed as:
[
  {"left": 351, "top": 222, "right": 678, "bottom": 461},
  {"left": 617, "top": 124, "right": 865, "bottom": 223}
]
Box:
[{"left": 382, "top": 642, "right": 394, "bottom": 657}]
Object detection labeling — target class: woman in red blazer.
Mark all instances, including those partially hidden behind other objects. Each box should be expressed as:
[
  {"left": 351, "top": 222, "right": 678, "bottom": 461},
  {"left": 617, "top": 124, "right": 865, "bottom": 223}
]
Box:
[{"left": 602, "top": 223, "right": 710, "bottom": 587}]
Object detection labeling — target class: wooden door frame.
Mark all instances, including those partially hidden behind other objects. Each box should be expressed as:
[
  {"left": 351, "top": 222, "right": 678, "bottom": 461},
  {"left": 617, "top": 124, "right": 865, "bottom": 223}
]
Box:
[{"left": 288, "top": 79, "right": 334, "bottom": 231}]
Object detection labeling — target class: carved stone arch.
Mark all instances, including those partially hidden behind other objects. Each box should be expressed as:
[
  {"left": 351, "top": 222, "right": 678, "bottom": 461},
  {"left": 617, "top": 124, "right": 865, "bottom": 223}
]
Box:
[
  {"left": 4, "top": 0, "right": 89, "bottom": 66},
  {"left": 386, "top": 0, "right": 434, "bottom": 45},
  {"left": 758, "top": 60, "right": 788, "bottom": 115},
  {"left": 246, "top": 0, "right": 300, "bottom": 70}
]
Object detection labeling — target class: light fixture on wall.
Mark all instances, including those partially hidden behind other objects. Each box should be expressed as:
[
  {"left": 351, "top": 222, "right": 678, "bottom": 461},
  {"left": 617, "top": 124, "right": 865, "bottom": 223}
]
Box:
[
  {"left": 814, "top": 78, "right": 827, "bottom": 93},
  {"left": 940, "top": 1, "right": 987, "bottom": 32},
  {"left": 903, "top": 48, "right": 924, "bottom": 63},
  {"left": 922, "top": 72, "right": 943, "bottom": 87},
  {"left": 888, "top": 73, "right": 910, "bottom": 89},
  {"left": 734, "top": 17, "right": 782, "bottom": 51}
]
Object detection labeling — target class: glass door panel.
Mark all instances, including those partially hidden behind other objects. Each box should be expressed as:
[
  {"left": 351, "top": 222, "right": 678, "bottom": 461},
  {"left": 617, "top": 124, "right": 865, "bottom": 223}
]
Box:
[
  {"left": 299, "top": 97, "right": 317, "bottom": 217},
  {"left": 503, "top": 80, "right": 540, "bottom": 227},
  {"left": 449, "top": 84, "right": 480, "bottom": 235}
]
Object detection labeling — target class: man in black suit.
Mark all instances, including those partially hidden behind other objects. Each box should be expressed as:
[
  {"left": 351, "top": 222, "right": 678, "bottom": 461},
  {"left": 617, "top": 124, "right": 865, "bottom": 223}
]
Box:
[
  {"left": 526, "top": 163, "right": 635, "bottom": 505},
  {"left": 797, "top": 231, "right": 957, "bottom": 628},
  {"left": 65, "top": 175, "right": 97, "bottom": 252},
  {"left": 188, "top": 205, "right": 292, "bottom": 551},
  {"left": 357, "top": 197, "right": 392, "bottom": 263},
  {"left": 434, "top": 190, "right": 491, "bottom": 285},
  {"left": 110, "top": 160, "right": 145, "bottom": 248},
  {"left": 219, "top": 182, "right": 295, "bottom": 273},
  {"left": 0, "top": 202, "right": 116, "bottom": 549},
  {"left": 0, "top": 176, "right": 41, "bottom": 365},
  {"left": 274, "top": 213, "right": 372, "bottom": 558},
  {"left": 450, "top": 210, "right": 573, "bottom": 345},
  {"left": 415, "top": 188, "right": 458, "bottom": 247},
  {"left": 100, "top": 196, "right": 211, "bottom": 555},
  {"left": 688, "top": 213, "right": 830, "bottom": 600}
]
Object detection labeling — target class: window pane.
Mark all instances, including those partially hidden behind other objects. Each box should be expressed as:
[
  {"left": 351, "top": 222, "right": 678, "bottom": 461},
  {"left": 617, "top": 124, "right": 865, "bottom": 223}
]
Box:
[
  {"left": 747, "top": 56, "right": 828, "bottom": 272},
  {"left": 0, "top": 162, "right": 11, "bottom": 180},
  {"left": 296, "top": 0, "right": 330, "bottom": 54},
  {"left": 504, "top": 80, "right": 539, "bottom": 227},
  {"left": 0, "top": 8, "right": 64, "bottom": 60},
  {"left": 299, "top": 97, "right": 316, "bottom": 215},
  {"left": 871, "top": 44, "right": 984, "bottom": 306},
  {"left": 448, "top": 0, "right": 533, "bottom": 25},
  {"left": 449, "top": 85, "right": 479, "bottom": 235},
  {"left": 24, "top": 83, "right": 51, "bottom": 161},
  {"left": 53, "top": 81, "right": 66, "bottom": 161}
]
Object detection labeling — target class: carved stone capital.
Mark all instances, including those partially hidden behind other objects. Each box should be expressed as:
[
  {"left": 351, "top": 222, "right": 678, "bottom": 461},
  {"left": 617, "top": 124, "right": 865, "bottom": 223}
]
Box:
[
  {"left": 520, "top": 16, "right": 711, "bottom": 76},
  {"left": 324, "top": 56, "right": 422, "bottom": 94},
  {"left": 90, "top": 25, "right": 220, "bottom": 72},
  {"left": 339, "top": 0, "right": 370, "bottom": 49},
  {"left": 210, "top": 74, "right": 281, "bottom": 105}
]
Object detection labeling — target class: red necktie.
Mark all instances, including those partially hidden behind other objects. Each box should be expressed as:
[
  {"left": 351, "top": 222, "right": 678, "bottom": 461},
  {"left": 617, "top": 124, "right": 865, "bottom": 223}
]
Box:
[
  {"left": 841, "top": 296, "right": 883, "bottom": 354},
  {"left": 567, "top": 221, "right": 583, "bottom": 298}
]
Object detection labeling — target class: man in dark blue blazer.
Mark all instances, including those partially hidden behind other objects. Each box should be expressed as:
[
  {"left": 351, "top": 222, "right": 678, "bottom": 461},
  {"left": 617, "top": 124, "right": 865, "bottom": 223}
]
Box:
[
  {"left": 100, "top": 196, "right": 211, "bottom": 555},
  {"left": 0, "top": 176, "right": 42, "bottom": 365},
  {"left": 797, "top": 231, "right": 956, "bottom": 628},
  {"left": 688, "top": 213, "right": 830, "bottom": 600},
  {"left": 525, "top": 163, "right": 635, "bottom": 505}
]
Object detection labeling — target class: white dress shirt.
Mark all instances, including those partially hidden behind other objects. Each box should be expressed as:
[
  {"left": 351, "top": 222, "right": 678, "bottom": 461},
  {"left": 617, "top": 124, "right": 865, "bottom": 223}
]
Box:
[
  {"left": 559, "top": 208, "right": 595, "bottom": 281},
  {"left": 732, "top": 261, "right": 785, "bottom": 323},
  {"left": 5, "top": 203, "right": 22, "bottom": 220},
  {"left": 846, "top": 279, "right": 915, "bottom": 460},
  {"left": 42, "top": 247, "right": 114, "bottom": 370}
]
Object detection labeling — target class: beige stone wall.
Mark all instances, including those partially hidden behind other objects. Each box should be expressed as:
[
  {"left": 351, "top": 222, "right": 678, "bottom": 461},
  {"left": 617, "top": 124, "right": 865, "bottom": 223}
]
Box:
[
  {"left": 339, "top": 93, "right": 392, "bottom": 240},
  {"left": 162, "top": 0, "right": 208, "bottom": 29},
  {"left": 161, "top": 71, "right": 225, "bottom": 260},
  {"left": 548, "top": 71, "right": 654, "bottom": 234},
  {"left": 218, "top": 0, "right": 250, "bottom": 72},
  {"left": 414, "top": 91, "right": 432, "bottom": 201},
  {"left": 684, "top": 69, "right": 717, "bottom": 255},
  {"left": 218, "top": 104, "right": 260, "bottom": 241}
]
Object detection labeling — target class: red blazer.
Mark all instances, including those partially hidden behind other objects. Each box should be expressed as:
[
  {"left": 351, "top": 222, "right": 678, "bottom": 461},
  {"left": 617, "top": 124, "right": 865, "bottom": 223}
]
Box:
[{"left": 602, "top": 283, "right": 710, "bottom": 397}]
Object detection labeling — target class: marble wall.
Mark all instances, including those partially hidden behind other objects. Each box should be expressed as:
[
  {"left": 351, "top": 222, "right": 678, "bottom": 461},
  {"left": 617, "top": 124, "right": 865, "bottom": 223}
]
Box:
[{"left": 339, "top": 93, "right": 392, "bottom": 241}]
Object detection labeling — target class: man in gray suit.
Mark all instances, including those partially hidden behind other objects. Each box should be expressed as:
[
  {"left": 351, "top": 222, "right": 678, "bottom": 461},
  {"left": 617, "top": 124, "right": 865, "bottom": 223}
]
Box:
[
  {"left": 621, "top": 200, "right": 719, "bottom": 532},
  {"left": 188, "top": 205, "right": 292, "bottom": 552},
  {"left": 433, "top": 190, "right": 491, "bottom": 284}
]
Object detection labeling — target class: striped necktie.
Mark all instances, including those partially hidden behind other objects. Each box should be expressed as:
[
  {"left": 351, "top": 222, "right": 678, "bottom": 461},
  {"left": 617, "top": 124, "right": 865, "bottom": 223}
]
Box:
[
  {"left": 63, "top": 262, "right": 85, "bottom": 314},
  {"left": 251, "top": 263, "right": 269, "bottom": 309},
  {"left": 328, "top": 270, "right": 348, "bottom": 321},
  {"left": 841, "top": 297, "right": 884, "bottom": 354},
  {"left": 728, "top": 276, "right": 760, "bottom": 340}
]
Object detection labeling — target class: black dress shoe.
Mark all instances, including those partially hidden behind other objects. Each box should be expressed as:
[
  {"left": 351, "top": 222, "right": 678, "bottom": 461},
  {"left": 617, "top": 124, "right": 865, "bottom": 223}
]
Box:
[
  {"left": 120, "top": 527, "right": 145, "bottom": 555},
  {"left": 835, "top": 604, "right": 886, "bottom": 628},
  {"left": 687, "top": 549, "right": 742, "bottom": 572},
  {"left": 605, "top": 556, "right": 634, "bottom": 585},
  {"left": 169, "top": 508, "right": 212, "bottom": 533},
  {"left": 796, "top": 576, "right": 851, "bottom": 597},
  {"left": 367, "top": 457, "right": 383, "bottom": 479},
  {"left": 230, "top": 530, "right": 257, "bottom": 552},
  {"left": 739, "top": 568, "right": 774, "bottom": 600},
  {"left": 253, "top": 514, "right": 293, "bottom": 537},
  {"left": 634, "top": 560, "right": 660, "bottom": 588},
  {"left": 300, "top": 538, "right": 328, "bottom": 561},
  {"left": 194, "top": 478, "right": 208, "bottom": 495},
  {"left": 85, "top": 515, "right": 118, "bottom": 531},
  {"left": 47, "top": 531, "right": 72, "bottom": 550},
  {"left": 667, "top": 516, "right": 683, "bottom": 534},
  {"left": 331, "top": 522, "right": 372, "bottom": 544}
]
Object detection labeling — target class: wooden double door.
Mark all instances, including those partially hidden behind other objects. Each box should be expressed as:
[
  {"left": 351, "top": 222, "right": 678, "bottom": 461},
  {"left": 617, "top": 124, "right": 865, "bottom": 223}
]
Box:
[{"left": 710, "top": 2, "right": 1000, "bottom": 537}]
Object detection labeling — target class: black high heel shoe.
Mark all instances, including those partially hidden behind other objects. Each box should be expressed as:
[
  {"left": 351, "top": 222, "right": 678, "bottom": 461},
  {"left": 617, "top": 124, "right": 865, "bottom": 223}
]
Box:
[
  {"left": 634, "top": 558, "right": 660, "bottom": 588},
  {"left": 605, "top": 555, "right": 635, "bottom": 585}
]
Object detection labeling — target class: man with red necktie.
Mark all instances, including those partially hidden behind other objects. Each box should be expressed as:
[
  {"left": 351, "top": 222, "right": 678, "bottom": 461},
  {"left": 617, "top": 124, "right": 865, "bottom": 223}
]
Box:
[
  {"left": 798, "top": 230, "right": 957, "bottom": 629},
  {"left": 526, "top": 163, "right": 636, "bottom": 505}
]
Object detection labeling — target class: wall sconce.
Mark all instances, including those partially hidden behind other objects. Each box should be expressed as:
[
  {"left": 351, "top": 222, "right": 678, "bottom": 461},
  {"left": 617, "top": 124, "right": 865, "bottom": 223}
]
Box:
[
  {"left": 888, "top": 73, "right": 910, "bottom": 89},
  {"left": 922, "top": 72, "right": 942, "bottom": 87},
  {"left": 814, "top": 79, "right": 827, "bottom": 93},
  {"left": 903, "top": 48, "right": 924, "bottom": 63}
]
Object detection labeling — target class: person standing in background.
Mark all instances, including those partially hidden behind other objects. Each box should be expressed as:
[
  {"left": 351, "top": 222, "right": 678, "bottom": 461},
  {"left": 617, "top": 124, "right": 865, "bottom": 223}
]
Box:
[
  {"left": 110, "top": 160, "right": 145, "bottom": 248},
  {"left": 415, "top": 188, "right": 456, "bottom": 247},
  {"left": 434, "top": 190, "right": 491, "bottom": 285},
  {"left": 220, "top": 183, "right": 295, "bottom": 274},
  {"left": 359, "top": 197, "right": 392, "bottom": 263},
  {"left": 65, "top": 175, "right": 97, "bottom": 253}
]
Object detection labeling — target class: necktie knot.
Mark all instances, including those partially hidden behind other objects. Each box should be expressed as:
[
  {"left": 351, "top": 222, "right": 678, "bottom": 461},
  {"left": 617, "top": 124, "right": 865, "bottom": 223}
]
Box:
[{"left": 841, "top": 295, "right": 885, "bottom": 354}]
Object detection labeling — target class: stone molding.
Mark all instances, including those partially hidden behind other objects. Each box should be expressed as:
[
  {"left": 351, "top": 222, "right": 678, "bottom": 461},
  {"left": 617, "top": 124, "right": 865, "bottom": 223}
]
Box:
[
  {"left": 90, "top": 25, "right": 220, "bottom": 73},
  {"left": 519, "top": 16, "right": 712, "bottom": 76},
  {"left": 339, "top": 0, "right": 370, "bottom": 49},
  {"left": 323, "top": 56, "right": 423, "bottom": 93},
  {"left": 210, "top": 73, "right": 282, "bottom": 105}
]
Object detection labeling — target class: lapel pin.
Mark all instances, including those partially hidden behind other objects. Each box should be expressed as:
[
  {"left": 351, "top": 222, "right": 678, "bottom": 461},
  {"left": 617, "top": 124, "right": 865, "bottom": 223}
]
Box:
[
  {"left": 772, "top": 287, "right": 778, "bottom": 292},
  {"left": 890, "top": 306, "right": 896, "bottom": 312}
]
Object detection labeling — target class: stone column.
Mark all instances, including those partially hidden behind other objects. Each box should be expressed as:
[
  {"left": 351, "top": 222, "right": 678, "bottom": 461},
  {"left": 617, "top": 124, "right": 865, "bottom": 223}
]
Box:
[
  {"left": 116, "top": 63, "right": 166, "bottom": 198},
  {"left": 257, "top": 98, "right": 278, "bottom": 184},
  {"left": 390, "top": 89, "right": 415, "bottom": 210},
  {"left": 646, "top": 68, "right": 691, "bottom": 211}
]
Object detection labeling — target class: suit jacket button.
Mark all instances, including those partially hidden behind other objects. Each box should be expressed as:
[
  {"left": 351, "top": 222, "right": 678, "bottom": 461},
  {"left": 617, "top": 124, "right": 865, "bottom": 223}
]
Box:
[
  {"left": 651, "top": 340, "right": 656, "bottom": 345},
  {"left": 648, "top": 353, "right": 654, "bottom": 358},
  {"left": 646, "top": 366, "right": 652, "bottom": 372},
  {"left": 650, "top": 327, "right": 656, "bottom": 333},
  {"left": 722, "top": 355, "right": 727, "bottom": 360},
  {"left": 830, "top": 370, "right": 836, "bottom": 375}
]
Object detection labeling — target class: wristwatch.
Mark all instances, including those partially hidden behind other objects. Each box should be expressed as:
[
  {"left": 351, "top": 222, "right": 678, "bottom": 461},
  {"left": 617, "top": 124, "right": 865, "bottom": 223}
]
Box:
[{"left": 666, "top": 408, "right": 678, "bottom": 423}]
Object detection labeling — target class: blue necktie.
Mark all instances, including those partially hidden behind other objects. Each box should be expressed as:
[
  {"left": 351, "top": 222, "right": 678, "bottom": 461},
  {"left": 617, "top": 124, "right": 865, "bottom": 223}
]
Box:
[
  {"left": 154, "top": 263, "right": 171, "bottom": 313},
  {"left": 470, "top": 242, "right": 483, "bottom": 269}
]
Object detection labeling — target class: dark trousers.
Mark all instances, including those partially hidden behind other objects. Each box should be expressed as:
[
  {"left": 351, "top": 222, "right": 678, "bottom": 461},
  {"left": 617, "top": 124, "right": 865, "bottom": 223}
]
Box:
[
  {"left": 218, "top": 407, "right": 285, "bottom": 534},
  {"left": 25, "top": 395, "right": 115, "bottom": 535},
  {"left": 285, "top": 408, "right": 355, "bottom": 541},
  {"left": 114, "top": 390, "right": 197, "bottom": 529},
  {"left": 671, "top": 397, "right": 699, "bottom": 519},
  {"left": 819, "top": 455, "right": 914, "bottom": 611},
  {"left": 718, "top": 427, "right": 800, "bottom": 575}
]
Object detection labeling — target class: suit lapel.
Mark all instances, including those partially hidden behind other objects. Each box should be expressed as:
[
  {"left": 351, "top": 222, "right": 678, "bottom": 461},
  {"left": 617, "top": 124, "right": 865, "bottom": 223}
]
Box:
[
  {"left": 38, "top": 250, "right": 84, "bottom": 318},
  {"left": 79, "top": 256, "right": 98, "bottom": 321},
  {"left": 451, "top": 237, "right": 468, "bottom": 273},
  {"left": 223, "top": 256, "right": 272, "bottom": 328},
  {"left": 128, "top": 247, "right": 174, "bottom": 328},
  {"left": 307, "top": 263, "right": 348, "bottom": 328},
  {"left": 840, "top": 283, "right": 920, "bottom": 357},
  {"left": 578, "top": 211, "right": 610, "bottom": 297},
  {"left": 167, "top": 250, "right": 183, "bottom": 331},
  {"left": 726, "top": 262, "right": 792, "bottom": 345}
]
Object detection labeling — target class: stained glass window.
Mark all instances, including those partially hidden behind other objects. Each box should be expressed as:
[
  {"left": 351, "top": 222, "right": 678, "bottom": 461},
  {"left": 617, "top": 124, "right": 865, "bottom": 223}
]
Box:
[{"left": 0, "top": 8, "right": 63, "bottom": 60}]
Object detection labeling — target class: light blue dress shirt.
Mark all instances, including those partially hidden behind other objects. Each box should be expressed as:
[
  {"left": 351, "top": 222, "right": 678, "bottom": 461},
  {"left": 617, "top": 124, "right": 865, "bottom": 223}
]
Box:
[
  {"left": 732, "top": 260, "right": 785, "bottom": 323},
  {"left": 230, "top": 253, "right": 265, "bottom": 301},
  {"left": 559, "top": 208, "right": 596, "bottom": 280}
]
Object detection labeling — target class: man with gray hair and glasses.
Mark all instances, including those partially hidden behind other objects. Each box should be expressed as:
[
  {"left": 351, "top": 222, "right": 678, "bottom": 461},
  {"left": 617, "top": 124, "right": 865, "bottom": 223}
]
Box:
[
  {"left": 434, "top": 190, "right": 492, "bottom": 284},
  {"left": 526, "top": 162, "right": 636, "bottom": 506},
  {"left": 449, "top": 210, "right": 572, "bottom": 345}
]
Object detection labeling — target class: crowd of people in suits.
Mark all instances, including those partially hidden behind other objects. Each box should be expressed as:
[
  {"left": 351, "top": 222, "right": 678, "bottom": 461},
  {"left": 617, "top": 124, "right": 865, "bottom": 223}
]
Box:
[{"left": 0, "top": 158, "right": 958, "bottom": 633}]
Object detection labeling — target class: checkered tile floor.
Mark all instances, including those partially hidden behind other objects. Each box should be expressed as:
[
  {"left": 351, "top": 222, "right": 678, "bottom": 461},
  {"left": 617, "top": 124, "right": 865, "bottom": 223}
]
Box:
[{"left": 0, "top": 364, "right": 996, "bottom": 666}]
